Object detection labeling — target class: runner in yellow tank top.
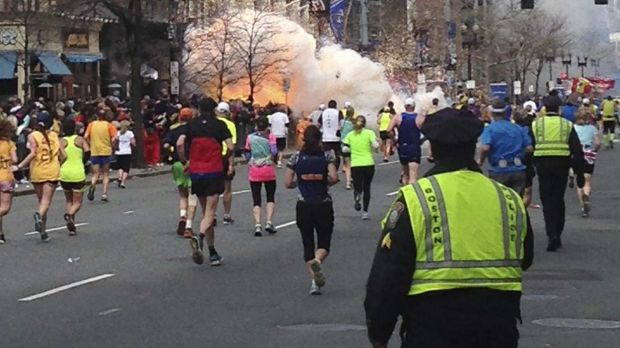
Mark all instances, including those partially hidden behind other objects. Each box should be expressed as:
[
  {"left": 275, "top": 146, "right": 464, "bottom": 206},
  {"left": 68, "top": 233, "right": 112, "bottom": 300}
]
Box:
[
  {"left": 0, "top": 119, "right": 18, "bottom": 244},
  {"left": 377, "top": 107, "right": 394, "bottom": 162},
  {"left": 60, "top": 119, "right": 90, "bottom": 236},
  {"left": 16, "top": 113, "right": 66, "bottom": 242}
]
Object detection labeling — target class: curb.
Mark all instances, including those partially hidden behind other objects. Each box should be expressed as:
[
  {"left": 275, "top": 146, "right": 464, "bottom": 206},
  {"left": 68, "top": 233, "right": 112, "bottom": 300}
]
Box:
[{"left": 13, "top": 153, "right": 295, "bottom": 197}]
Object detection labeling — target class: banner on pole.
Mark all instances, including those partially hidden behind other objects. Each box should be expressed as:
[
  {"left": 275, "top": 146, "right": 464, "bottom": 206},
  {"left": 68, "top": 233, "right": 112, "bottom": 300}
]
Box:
[{"left": 330, "top": 0, "right": 347, "bottom": 43}]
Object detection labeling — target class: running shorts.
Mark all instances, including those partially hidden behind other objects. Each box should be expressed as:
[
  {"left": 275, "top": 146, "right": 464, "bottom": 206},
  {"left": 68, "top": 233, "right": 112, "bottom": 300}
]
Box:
[
  {"left": 603, "top": 120, "right": 616, "bottom": 134},
  {"left": 276, "top": 137, "right": 287, "bottom": 152},
  {"left": 172, "top": 162, "right": 191, "bottom": 189},
  {"left": 379, "top": 131, "right": 390, "bottom": 141},
  {"left": 584, "top": 162, "right": 595, "bottom": 174},
  {"left": 61, "top": 181, "right": 86, "bottom": 192},
  {"left": 192, "top": 178, "right": 225, "bottom": 197},
  {"left": 115, "top": 155, "right": 132, "bottom": 173},
  {"left": 0, "top": 180, "right": 14, "bottom": 193},
  {"left": 398, "top": 144, "right": 421, "bottom": 165},
  {"left": 91, "top": 156, "right": 112, "bottom": 166}
]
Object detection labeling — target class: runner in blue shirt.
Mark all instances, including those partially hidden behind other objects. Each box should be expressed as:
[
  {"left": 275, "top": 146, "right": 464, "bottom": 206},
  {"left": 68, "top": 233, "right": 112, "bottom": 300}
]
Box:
[{"left": 478, "top": 99, "right": 533, "bottom": 195}]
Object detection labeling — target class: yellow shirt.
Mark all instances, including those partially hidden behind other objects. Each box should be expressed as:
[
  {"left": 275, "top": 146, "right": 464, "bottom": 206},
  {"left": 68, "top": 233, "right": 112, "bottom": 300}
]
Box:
[
  {"left": 86, "top": 120, "right": 117, "bottom": 156},
  {"left": 218, "top": 117, "right": 237, "bottom": 156},
  {"left": 0, "top": 140, "right": 16, "bottom": 182},
  {"left": 30, "top": 131, "right": 60, "bottom": 183}
]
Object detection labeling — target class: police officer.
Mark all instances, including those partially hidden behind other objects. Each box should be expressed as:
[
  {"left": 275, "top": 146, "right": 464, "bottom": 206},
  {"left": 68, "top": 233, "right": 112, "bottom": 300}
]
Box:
[
  {"left": 600, "top": 96, "right": 617, "bottom": 149},
  {"left": 285, "top": 125, "right": 339, "bottom": 295},
  {"left": 479, "top": 98, "right": 533, "bottom": 195},
  {"left": 533, "top": 95, "right": 585, "bottom": 252},
  {"left": 364, "top": 108, "right": 533, "bottom": 348}
]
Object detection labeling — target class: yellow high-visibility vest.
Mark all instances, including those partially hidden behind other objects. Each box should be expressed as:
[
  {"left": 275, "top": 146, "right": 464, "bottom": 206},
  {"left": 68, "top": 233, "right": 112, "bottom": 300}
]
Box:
[
  {"left": 532, "top": 116, "right": 572, "bottom": 157},
  {"left": 396, "top": 170, "right": 526, "bottom": 296}
]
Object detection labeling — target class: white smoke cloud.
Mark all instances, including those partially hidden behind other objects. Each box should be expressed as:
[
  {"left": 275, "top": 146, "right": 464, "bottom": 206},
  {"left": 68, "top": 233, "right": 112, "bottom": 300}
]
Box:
[{"left": 183, "top": 9, "right": 394, "bottom": 119}]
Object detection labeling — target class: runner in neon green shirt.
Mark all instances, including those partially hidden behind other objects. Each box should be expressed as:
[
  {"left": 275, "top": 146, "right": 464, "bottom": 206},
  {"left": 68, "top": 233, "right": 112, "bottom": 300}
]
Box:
[{"left": 342, "top": 116, "right": 379, "bottom": 220}]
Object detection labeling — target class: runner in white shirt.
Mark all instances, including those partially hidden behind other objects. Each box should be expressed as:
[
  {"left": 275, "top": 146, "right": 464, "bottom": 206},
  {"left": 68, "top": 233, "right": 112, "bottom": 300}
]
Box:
[
  {"left": 115, "top": 120, "right": 135, "bottom": 188},
  {"left": 269, "top": 106, "right": 290, "bottom": 167},
  {"left": 319, "top": 100, "right": 343, "bottom": 169}
]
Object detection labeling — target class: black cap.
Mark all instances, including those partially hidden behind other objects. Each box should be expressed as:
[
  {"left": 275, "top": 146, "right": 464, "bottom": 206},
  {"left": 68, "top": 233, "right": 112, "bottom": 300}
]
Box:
[{"left": 421, "top": 108, "right": 484, "bottom": 145}]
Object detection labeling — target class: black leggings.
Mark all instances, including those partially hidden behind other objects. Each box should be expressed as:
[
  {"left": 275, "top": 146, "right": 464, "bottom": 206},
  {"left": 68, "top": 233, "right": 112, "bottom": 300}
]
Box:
[
  {"left": 250, "top": 181, "right": 276, "bottom": 207},
  {"left": 296, "top": 200, "right": 334, "bottom": 262},
  {"left": 351, "top": 165, "right": 375, "bottom": 212}
]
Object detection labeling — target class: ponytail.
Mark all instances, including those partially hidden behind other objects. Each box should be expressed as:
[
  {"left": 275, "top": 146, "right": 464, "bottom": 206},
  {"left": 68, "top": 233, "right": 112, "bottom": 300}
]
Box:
[{"left": 35, "top": 122, "right": 52, "bottom": 153}]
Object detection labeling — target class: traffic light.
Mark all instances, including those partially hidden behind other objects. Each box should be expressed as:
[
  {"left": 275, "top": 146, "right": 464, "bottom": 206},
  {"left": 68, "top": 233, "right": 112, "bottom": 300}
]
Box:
[
  {"left": 521, "top": 0, "right": 534, "bottom": 9},
  {"left": 595, "top": 0, "right": 608, "bottom": 4}
]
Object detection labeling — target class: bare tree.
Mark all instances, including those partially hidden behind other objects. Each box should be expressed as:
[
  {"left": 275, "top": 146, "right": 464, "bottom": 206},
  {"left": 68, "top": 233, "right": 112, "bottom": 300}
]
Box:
[
  {"left": 0, "top": 0, "right": 60, "bottom": 99},
  {"left": 183, "top": 9, "right": 243, "bottom": 101},
  {"left": 231, "top": 6, "right": 292, "bottom": 103}
]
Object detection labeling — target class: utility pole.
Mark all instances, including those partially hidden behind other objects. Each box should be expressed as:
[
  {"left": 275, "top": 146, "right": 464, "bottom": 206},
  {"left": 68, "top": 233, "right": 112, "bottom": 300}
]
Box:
[{"left": 360, "top": 0, "right": 369, "bottom": 47}]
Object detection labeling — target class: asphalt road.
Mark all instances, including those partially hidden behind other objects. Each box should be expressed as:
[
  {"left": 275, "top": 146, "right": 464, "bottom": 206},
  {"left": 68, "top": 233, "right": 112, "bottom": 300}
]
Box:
[{"left": 0, "top": 147, "right": 619, "bottom": 347}]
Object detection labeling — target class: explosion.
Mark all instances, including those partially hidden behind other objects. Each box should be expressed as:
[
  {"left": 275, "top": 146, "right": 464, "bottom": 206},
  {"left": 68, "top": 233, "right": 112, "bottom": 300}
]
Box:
[{"left": 182, "top": 9, "right": 394, "bottom": 119}]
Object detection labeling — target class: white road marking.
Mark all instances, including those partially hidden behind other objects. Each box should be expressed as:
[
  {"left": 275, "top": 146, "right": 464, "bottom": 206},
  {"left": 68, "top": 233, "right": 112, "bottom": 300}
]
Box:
[
  {"left": 18, "top": 273, "right": 116, "bottom": 302},
  {"left": 123, "top": 210, "right": 135, "bottom": 215},
  {"left": 276, "top": 221, "right": 297, "bottom": 230},
  {"left": 219, "top": 189, "right": 251, "bottom": 198},
  {"left": 378, "top": 160, "right": 400, "bottom": 167},
  {"left": 386, "top": 191, "right": 400, "bottom": 197},
  {"left": 98, "top": 308, "right": 121, "bottom": 316},
  {"left": 25, "top": 223, "right": 89, "bottom": 236}
]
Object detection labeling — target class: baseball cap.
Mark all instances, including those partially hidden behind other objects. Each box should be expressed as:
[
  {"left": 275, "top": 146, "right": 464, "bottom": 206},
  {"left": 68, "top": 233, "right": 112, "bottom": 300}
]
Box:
[
  {"left": 216, "top": 102, "right": 230, "bottom": 114},
  {"left": 583, "top": 98, "right": 591, "bottom": 105},
  {"left": 405, "top": 98, "right": 415, "bottom": 106},
  {"left": 468, "top": 97, "right": 476, "bottom": 105},
  {"left": 344, "top": 101, "right": 352, "bottom": 107}
]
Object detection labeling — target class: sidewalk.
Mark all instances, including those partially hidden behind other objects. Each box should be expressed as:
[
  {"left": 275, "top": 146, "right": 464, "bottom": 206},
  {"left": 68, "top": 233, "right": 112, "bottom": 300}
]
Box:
[{"left": 13, "top": 150, "right": 296, "bottom": 197}]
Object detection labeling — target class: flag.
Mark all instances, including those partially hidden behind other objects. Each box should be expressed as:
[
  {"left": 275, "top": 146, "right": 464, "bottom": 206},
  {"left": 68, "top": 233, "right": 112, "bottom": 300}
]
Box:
[{"left": 330, "top": 0, "right": 347, "bottom": 43}]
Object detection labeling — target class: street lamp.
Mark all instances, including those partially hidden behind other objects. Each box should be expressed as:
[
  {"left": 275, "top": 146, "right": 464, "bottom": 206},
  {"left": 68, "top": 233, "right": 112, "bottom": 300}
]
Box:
[
  {"left": 461, "top": 21, "right": 479, "bottom": 82},
  {"left": 561, "top": 52, "right": 572, "bottom": 76},
  {"left": 544, "top": 50, "right": 555, "bottom": 81},
  {"left": 577, "top": 56, "right": 588, "bottom": 77}
]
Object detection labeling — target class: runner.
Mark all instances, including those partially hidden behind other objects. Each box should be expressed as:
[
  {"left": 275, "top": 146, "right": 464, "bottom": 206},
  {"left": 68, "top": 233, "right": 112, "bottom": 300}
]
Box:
[
  {"left": 340, "top": 108, "right": 355, "bottom": 190},
  {"left": 59, "top": 119, "right": 90, "bottom": 236},
  {"left": 0, "top": 119, "right": 17, "bottom": 244},
  {"left": 114, "top": 120, "right": 135, "bottom": 189},
  {"left": 377, "top": 107, "right": 393, "bottom": 162},
  {"left": 16, "top": 113, "right": 66, "bottom": 242},
  {"left": 269, "top": 105, "right": 289, "bottom": 168},
  {"left": 515, "top": 104, "right": 538, "bottom": 208},
  {"left": 216, "top": 102, "right": 237, "bottom": 225},
  {"left": 177, "top": 98, "right": 233, "bottom": 265},
  {"left": 342, "top": 115, "right": 379, "bottom": 220},
  {"left": 319, "top": 100, "right": 343, "bottom": 170},
  {"left": 164, "top": 107, "right": 195, "bottom": 238},
  {"left": 600, "top": 96, "right": 617, "bottom": 149},
  {"left": 85, "top": 108, "right": 117, "bottom": 202},
  {"left": 245, "top": 117, "right": 278, "bottom": 236},
  {"left": 285, "top": 125, "right": 339, "bottom": 295},
  {"left": 574, "top": 112, "right": 601, "bottom": 217},
  {"left": 387, "top": 98, "right": 425, "bottom": 185}
]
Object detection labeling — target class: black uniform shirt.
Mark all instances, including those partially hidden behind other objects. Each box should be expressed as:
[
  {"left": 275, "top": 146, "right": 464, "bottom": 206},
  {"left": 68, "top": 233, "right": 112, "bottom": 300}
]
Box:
[{"left": 364, "top": 161, "right": 534, "bottom": 346}]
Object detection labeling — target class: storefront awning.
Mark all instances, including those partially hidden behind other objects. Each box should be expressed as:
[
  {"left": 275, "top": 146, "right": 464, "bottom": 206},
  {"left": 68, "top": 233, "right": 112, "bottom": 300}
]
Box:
[
  {"left": 0, "top": 51, "right": 17, "bottom": 80},
  {"left": 65, "top": 53, "right": 104, "bottom": 63},
  {"left": 37, "top": 52, "right": 72, "bottom": 76}
]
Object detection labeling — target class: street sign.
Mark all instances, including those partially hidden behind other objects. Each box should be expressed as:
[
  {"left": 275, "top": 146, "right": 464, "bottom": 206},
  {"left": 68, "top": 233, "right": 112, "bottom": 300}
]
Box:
[
  {"left": 528, "top": 85, "right": 535, "bottom": 93},
  {"left": 514, "top": 81, "right": 522, "bottom": 95},
  {"left": 170, "top": 61, "right": 179, "bottom": 96},
  {"left": 466, "top": 80, "right": 476, "bottom": 89}
]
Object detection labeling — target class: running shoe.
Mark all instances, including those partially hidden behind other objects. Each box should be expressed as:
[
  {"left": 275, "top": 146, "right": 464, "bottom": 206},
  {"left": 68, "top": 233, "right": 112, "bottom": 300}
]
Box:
[
  {"left": 183, "top": 228, "right": 194, "bottom": 239},
  {"left": 383, "top": 158, "right": 389, "bottom": 163},
  {"left": 33, "top": 212, "right": 46, "bottom": 240},
  {"left": 223, "top": 215, "right": 234, "bottom": 225},
  {"left": 362, "top": 212, "right": 370, "bottom": 220},
  {"left": 87, "top": 186, "right": 95, "bottom": 201},
  {"left": 581, "top": 208, "right": 589, "bottom": 218},
  {"left": 265, "top": 222, "right": 277, "bottom": 235},
  {"left": 277, "top": 161, "right": 283, "bottom": 168},
  {"left": 254, "top": 225, "right": 263, "bottom": 237},
  {"left": 345, "top": 184, "right": 351, "bottom": 190},
  {"left": 209, "top": 252, "right": 223, "bottom": 266},
  {"left": 64, "top": 214, "right": 76, "bottom": 236},
  {"left": 568, "top": 176, "right": 575, "bottom": 189},
  {"left": 354, "top": 194, "right": 362, "bottom": 211},
  {"left": 177, "top": 217, "right": 187, "bottom": 237},
  {"left": 189, "top": 235, "right": 204, "bottom": 265},
  {"left": 583, "top": 195, "right": 591, "bottom": 215},
  {"left": 0, "top": 234, "right": 5, "bottom": 244},
  {"left": 117, "top": 180, "right": 121, "bottom": 188},
  {"left": 101, "top": 194, "right": 109, "bottom": 202},
  {"left": 309, "top": 280, "right": 321, "bottom": 295},
  {"left": 120, "top": 183, "right": 126, "bottom": 189},
  {"left": 309, "top": 259, "right": 326, "bottom": 287}
]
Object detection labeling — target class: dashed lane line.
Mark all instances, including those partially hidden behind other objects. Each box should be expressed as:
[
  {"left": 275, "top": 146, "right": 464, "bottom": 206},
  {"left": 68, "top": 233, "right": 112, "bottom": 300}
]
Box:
[
  {"left": 25, "top": 223, "right": 89, "bottom": 236},
  {"left": 18, "top": 273, "right": 116, "bottom": 302}
]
